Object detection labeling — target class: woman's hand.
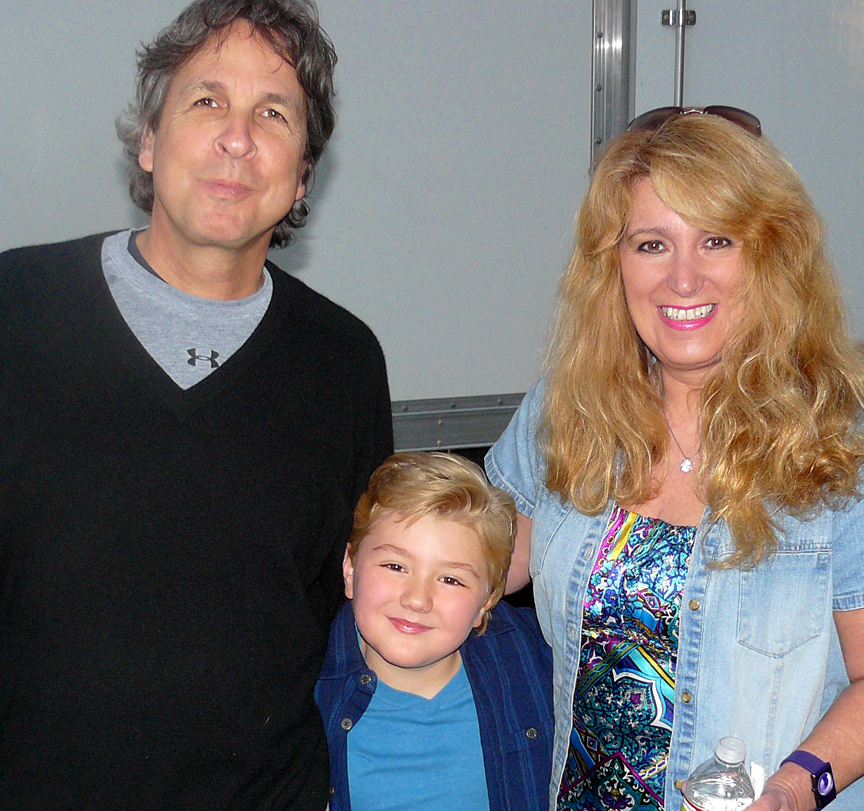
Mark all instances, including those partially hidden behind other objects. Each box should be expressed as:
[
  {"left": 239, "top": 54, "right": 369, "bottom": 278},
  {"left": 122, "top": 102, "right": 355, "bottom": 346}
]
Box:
[{"left": 748, "top": 784, "right": 799, "bottom": 811}]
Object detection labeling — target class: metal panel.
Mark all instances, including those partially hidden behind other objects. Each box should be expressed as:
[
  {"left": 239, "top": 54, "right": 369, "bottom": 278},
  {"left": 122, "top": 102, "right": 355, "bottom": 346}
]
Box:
[
  {"left": 392, "top": 393, "right": 525, "bottom": 452},
  {"left": 592, "top": 0, "right": 635, "bottom": 164}
]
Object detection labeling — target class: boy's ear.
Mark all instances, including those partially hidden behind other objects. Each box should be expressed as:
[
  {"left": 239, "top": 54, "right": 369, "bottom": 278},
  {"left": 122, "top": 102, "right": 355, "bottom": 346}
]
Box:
[
  {"left": 473, "top": 594, "right": 497, "bottom": 629},
  {"left": 343, "top": 547, "right": 355, "bottom": 600}
]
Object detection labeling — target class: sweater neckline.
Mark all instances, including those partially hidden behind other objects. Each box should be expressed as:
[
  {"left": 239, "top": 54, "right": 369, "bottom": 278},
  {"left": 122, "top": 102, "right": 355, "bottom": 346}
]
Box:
[{"left": 80, "top": 232, "right": 293, "bottom": 422}]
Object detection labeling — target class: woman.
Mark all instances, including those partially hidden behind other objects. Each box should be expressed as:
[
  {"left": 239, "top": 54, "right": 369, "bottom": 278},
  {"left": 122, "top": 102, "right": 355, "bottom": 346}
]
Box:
[{"left": 486, "top": 107, "right": 864, "bottom": 811}]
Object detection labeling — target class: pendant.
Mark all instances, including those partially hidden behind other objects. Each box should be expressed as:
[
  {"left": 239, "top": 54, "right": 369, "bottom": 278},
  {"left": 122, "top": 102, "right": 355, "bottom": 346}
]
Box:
[{"left": 680, "top": 458, "right": 694, "bottom": 473}]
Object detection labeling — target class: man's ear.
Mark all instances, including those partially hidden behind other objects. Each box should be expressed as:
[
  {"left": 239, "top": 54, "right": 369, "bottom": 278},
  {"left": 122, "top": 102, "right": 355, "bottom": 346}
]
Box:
[
  {"left": 293, "top": 173, "right": 306, "bottom": 204},
  {"left": 138, "top": 126, "right": 155, "bottom": 173},
  {"left": 343, "top": 546, "right": 355, "bottom": 600},
  {"left": 297, "top": 159, "right": 311, "bottom": 200}
]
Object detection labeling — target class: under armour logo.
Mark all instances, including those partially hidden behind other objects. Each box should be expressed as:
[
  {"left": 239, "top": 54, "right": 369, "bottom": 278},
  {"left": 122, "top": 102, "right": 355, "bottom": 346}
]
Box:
[{"left": 187, "top": 348, "right": 220, "bottom": 368}]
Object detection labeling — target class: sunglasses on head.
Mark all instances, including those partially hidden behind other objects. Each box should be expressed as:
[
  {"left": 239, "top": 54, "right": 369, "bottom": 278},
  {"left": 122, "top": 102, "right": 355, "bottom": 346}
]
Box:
[{"left": 627, "top": 105, "right": 762, "bottom": 139}]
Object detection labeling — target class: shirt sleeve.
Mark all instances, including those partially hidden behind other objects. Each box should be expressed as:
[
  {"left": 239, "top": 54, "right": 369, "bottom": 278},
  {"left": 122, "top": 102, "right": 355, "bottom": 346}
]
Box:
[
  {"left": 485, "top": 379, "right": 546, "bottom": 519},
  {"left": 830, "top": 491, "right": 864, "bottom": 612}
]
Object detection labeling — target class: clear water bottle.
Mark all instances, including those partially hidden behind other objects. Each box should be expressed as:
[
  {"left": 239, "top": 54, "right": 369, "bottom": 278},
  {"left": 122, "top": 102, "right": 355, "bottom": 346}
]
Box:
[{"left": 681, "top": 736, "right": 756, "bottom": 811}]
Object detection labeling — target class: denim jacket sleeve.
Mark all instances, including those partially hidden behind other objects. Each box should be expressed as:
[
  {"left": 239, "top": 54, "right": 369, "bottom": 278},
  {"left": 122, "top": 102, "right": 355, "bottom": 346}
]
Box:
[
  {"left": 830, "top": 492, "right": 864, "bottom": 612},
  {"left": 485, "top": 381, "right": 547, "bottom": 520}
]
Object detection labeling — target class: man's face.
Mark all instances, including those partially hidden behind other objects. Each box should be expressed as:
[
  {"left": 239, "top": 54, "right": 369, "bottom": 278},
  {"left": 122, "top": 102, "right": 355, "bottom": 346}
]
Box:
[{"left": 139, "top": 23, "right": 308, "bottom": 257}]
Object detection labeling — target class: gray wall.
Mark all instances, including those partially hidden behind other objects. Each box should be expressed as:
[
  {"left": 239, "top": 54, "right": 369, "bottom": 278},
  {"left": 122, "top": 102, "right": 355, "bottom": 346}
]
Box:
[
  {"left": 4, "top": 2, "right": 862, "bottom": 405},
  {"left": 0, "top": 2, "right": 593, "bottom": 402}
]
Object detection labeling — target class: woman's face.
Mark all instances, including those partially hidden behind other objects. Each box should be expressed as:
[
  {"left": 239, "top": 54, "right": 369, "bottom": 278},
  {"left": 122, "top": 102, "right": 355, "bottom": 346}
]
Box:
[{"left": 618, "top": 178, "right": 743, "bottom": 388}]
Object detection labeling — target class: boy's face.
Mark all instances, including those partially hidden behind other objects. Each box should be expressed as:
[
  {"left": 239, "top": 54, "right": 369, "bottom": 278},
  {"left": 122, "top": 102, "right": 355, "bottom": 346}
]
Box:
[{"left": 344, "top": 511, "right": 493, "bottom": 697}]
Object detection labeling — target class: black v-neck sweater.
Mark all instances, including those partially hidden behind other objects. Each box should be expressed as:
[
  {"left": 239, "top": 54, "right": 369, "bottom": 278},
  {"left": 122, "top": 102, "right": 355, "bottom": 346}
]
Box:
[{"left": 0, "top": 233, "right": 393, "bottom": 810}]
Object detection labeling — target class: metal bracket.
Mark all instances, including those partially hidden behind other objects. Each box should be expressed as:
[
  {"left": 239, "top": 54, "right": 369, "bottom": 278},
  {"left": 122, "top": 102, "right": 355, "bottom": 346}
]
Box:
[
  {"left": 662, "top": 2, "right": 696, "bottom": 106},
  {"left": 662, "top": 9, "right": 696, "bottom": 26}
]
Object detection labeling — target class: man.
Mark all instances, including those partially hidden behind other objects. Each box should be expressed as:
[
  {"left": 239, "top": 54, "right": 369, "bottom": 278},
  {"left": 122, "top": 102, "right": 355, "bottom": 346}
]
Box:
[{"left": 0, "top": 1, "right": 392, "bottom": 808}]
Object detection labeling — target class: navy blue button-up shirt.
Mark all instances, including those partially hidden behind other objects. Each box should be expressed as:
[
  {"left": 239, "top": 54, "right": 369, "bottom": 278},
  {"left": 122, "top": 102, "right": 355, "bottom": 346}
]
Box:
[{"left": 315, "top": 600, "right": 554, "bottom": 811}]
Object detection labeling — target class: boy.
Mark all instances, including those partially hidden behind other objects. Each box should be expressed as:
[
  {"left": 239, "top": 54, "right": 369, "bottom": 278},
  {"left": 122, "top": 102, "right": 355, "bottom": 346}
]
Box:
[{"left": 315, "top": 452, "right": 553, "bottom": 811}]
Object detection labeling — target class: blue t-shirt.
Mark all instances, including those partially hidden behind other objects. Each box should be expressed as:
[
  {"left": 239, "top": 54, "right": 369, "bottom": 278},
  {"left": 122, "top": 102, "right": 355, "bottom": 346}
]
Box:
[{"left": 347, "top": 662, "right": 490, "bottom": 811}]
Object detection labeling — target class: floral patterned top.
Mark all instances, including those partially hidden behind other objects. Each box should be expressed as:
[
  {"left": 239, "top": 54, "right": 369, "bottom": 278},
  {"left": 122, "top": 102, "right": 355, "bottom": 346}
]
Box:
[{"left": 557, "top": 505, "right": 696, "bottom": 811}]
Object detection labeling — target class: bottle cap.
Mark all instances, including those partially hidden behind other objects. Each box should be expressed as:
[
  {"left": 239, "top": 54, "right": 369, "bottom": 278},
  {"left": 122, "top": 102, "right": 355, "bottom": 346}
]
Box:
[{"left": 715, "top": 736, "right": 746, "bottom": 765}]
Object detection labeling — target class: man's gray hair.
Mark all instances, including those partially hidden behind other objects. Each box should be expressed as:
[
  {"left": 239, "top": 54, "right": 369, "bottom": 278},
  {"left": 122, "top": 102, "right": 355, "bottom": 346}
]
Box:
[{"left": 116, "top": 0, "right": 337, "bottom": 248}]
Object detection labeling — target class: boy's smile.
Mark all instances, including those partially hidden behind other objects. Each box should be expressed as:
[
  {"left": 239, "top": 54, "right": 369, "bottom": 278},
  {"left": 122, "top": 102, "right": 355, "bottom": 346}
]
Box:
[
  {"left": 344, "top": 511, "right": 493, "bottom": 698},
  {"left": 388, "top": 617, "right": 433, "bottom": 634}
]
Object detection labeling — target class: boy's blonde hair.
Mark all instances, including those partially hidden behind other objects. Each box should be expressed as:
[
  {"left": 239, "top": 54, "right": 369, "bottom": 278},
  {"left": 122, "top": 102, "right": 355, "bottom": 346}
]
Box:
[{"left": 348, "top": 452, "right": 517, "bottom": 632}]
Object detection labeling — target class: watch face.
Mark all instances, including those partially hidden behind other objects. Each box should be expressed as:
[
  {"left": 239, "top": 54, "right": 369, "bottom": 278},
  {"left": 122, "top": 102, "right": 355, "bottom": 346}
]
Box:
[{"left": 814, "top": 766, "right": 837, "bottom": 808}]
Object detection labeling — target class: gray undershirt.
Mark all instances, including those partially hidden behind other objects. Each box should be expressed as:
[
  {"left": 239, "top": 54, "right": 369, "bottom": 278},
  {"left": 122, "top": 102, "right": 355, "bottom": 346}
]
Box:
[{"left": 101, "top": 230, "right": 272, "bottom": 390}]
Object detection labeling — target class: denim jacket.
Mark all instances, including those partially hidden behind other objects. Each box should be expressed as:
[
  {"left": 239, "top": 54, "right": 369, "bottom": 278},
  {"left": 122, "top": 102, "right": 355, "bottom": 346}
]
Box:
[
  {"left": 315, "top": 600, "right": 555, "bottom": 811},
  {"left": 486, "top": 382, "right": 864, "bottom": 811}
]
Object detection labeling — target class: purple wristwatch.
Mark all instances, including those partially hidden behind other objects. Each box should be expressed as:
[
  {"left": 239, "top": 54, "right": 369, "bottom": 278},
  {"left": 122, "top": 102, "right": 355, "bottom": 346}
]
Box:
[{"left": 780, "top": 750, "right": 836, "bottom": 808}]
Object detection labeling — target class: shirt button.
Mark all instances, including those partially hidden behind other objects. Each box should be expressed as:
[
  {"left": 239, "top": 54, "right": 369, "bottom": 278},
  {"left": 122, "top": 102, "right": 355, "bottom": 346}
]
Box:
[
  {"left": 674, "top": 780, "right": 684, "bottom": 790},
  {"left": 688, "top": 599, "right": 701, "bottom": 611},
  {"left": 360, "top": 673, "right": 372, "bottom": 685},
  {"left": 341, "top": 718, "right": 353, "bottom": 730},
  {"left": 329, "top": 787, "right": 336, "bottom": 796},
  {"left": 680, "top": 691, "right": 692, "bottom": 704},
  {"left": 569, "top": 627, "right": 579, "bottom": 641},
  {"left": 526, "top": 727, "right": 538, "bottom": 740}
]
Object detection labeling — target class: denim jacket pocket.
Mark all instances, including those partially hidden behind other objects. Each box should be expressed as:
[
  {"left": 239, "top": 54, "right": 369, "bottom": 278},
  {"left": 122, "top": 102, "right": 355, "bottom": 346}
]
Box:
[{"left": 736, "top": 550, "right": 830, "bottom": 656}]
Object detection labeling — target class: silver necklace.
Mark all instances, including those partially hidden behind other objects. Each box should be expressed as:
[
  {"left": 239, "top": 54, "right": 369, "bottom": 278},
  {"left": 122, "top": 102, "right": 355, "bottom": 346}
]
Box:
[{"left": 662, "top": 410, "right": 700, "bottom": 473}]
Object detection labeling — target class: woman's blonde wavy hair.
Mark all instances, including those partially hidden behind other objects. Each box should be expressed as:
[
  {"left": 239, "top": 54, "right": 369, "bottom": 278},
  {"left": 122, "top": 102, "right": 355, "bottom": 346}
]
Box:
[{"left": 543, "top": 113, "right": 864, "bottom": 566}]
